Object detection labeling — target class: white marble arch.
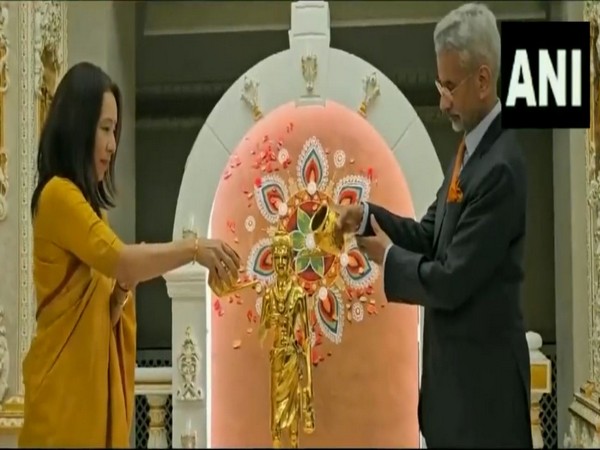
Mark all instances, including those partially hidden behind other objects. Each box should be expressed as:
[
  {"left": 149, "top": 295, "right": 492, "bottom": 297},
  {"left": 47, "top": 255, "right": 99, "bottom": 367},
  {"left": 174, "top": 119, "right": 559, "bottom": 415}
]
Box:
[{"left": 165, "top": 1, "right": 443, "bottom": 447}]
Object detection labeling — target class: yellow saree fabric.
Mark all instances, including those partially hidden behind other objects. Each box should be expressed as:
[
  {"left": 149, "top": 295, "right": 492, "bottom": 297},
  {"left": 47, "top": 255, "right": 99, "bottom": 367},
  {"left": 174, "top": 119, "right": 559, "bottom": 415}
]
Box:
[{"left": 19, "top": 176, "right": 136, "bottom": 448}]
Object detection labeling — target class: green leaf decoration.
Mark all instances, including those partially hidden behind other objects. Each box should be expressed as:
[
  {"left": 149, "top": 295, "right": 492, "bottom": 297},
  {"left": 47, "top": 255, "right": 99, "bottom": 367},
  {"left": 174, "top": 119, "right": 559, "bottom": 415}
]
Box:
[
  {"left": 310, "top": 256, "right": 325, "bottom": 277},
  {"left": 297, "top": 208, "right": 312, "bottom": 235},
  {"left": 291, "top": 230, "right": 305, "bottom": 251},
  {"left": 296, "top": 254, "right": 311, "bottom": 272}
]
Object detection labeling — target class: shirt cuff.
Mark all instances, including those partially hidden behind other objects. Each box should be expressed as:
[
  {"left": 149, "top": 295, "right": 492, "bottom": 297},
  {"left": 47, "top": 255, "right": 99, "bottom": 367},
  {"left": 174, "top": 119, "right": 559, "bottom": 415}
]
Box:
[
  {"left": 382, "top": 242, "right": 393, "bottom": 291},
  {"left": 357, "top": 201, "right": 369, "bottom": 235}
]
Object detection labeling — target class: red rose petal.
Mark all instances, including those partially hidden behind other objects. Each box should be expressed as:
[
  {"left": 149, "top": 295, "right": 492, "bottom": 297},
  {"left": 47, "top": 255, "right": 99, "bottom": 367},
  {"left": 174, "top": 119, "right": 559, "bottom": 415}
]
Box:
[{"left": 311, "top": 348, "right": 320, "bottom": 365}]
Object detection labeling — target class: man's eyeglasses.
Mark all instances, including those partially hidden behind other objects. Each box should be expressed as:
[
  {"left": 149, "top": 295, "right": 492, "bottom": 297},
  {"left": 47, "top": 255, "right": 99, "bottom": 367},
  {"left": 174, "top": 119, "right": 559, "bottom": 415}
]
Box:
[{"left": 435, "top": 74, "right": 473, "bottom": 100}]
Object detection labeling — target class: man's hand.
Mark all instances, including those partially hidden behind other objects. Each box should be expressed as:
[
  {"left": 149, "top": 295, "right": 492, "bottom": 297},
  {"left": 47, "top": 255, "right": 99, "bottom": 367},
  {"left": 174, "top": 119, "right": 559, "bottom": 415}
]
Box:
[
  {"left": 356, "top": 215, "right": 392, "bottom": 265},
  {"left": 334, "top": 203, "right": 364, "bottom": 235}
]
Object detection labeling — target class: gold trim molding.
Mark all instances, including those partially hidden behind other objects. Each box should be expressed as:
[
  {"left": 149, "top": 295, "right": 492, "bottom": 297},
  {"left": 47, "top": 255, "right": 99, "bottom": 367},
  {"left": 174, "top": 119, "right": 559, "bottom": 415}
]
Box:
[
  {"left": 565, "top": 1, "right": 600, "bottom": 447},
  {"left": 0, "top": 2, "right": 9, "bottom": 222}
]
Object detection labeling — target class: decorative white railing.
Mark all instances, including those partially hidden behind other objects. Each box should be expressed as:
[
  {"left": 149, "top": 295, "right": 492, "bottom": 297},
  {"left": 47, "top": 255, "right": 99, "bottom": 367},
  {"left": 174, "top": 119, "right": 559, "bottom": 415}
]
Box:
[
  {"left": 527, "top": 331, "right": 552, "bottom": 448},
  {"left": 134, "top": 367, "right": 172, "bottom": 449}
]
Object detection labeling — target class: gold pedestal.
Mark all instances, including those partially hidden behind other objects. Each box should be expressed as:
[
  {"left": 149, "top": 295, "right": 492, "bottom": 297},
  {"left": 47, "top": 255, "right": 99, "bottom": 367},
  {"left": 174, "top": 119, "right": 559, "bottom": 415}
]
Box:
[{"left": 0, "top": 395, "right": 24, "bottom": 430}]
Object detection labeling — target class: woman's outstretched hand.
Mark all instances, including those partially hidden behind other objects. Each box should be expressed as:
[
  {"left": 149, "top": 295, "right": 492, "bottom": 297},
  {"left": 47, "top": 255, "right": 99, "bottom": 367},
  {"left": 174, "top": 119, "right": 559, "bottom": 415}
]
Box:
[{"left": 195, "top": 238, "right": 241, "bottom": 285}]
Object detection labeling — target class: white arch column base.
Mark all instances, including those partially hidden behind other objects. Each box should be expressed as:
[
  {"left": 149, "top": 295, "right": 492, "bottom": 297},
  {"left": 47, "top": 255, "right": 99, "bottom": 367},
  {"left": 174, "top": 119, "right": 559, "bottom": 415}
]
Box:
[{"left": 164, "top": 264, "right": 209, "bottom": 448}]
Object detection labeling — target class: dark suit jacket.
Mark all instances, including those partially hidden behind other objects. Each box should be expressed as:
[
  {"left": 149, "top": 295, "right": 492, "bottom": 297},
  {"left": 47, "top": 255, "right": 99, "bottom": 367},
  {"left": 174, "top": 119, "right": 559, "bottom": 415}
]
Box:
[{"left": 363, "top": 114, "right": 532, "bottom": 448}]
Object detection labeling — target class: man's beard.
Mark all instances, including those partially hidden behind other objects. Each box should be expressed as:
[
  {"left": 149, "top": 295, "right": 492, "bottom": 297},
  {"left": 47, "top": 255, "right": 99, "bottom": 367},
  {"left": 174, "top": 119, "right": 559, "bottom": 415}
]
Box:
[{"left": 450, "top": 117, "right": 464, "bottom": 133}]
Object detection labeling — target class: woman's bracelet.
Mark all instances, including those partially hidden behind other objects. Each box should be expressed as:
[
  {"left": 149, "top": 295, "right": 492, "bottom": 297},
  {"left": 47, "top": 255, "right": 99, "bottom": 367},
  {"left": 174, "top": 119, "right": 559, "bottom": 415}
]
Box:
[{"left": 115, "top": 281, "right": 131, "bottom": 307}]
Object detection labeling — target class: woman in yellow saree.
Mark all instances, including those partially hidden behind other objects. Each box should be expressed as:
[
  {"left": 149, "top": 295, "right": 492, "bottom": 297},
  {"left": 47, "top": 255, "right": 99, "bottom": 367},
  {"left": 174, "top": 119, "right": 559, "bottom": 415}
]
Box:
[{"left": 18, "top": 62, "right": 240, "bottom": 448}]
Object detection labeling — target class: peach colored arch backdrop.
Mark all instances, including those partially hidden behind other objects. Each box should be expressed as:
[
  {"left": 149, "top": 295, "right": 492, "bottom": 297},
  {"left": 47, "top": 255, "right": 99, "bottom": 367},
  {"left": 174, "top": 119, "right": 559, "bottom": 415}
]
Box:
[{"left": 209, "top": 100, "right": 419, "bottom": 448}]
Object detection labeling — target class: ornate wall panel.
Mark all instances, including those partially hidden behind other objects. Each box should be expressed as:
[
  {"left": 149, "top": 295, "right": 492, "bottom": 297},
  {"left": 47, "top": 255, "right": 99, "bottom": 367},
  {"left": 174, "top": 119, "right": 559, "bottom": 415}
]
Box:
[
  {"left": 0, "top": 3, "right": 8, "bottom": 223},
  {"left": 565, "top": 2, "right": 600, "bottom": 447},
  {"left": 16, "top": 0, "right": 66, "bottom": 395}
]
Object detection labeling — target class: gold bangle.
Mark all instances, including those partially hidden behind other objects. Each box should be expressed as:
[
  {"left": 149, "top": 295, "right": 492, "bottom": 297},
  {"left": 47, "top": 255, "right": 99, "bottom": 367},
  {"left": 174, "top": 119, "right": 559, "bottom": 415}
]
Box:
[
  {"left": 192, "top": 237, "right": 199, "bottom": 264},
  {"left": 120, "top": 292, "right": 131, "bottom": 307}
]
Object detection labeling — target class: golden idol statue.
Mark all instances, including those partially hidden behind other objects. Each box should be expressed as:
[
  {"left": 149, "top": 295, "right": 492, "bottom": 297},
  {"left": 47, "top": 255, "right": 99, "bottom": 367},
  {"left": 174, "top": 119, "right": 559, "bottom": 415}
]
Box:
[{"left": 259, "top": 230, "right": 315, "bottom": 448}]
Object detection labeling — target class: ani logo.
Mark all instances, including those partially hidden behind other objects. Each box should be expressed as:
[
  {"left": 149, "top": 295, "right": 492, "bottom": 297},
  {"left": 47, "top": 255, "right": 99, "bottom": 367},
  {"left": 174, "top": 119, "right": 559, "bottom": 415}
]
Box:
[{"left": 241, "top": 135, "right": 380, "bottom": 348}]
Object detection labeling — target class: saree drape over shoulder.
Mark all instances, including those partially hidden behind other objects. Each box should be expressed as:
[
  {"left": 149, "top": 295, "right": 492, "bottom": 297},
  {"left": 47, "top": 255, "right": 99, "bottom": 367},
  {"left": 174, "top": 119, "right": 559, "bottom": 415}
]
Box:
[{"left": 19, "top": 176, "right": 136, "bottom": 448}]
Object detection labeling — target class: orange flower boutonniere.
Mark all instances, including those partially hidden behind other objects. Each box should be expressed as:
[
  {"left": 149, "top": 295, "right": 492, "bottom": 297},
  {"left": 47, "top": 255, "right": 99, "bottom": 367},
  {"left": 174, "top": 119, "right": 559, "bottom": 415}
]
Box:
[
  {"left": 446, "top": 139, "right": 466, "bottom": 204},
  {"left": 447, "top": 178, "right": 463, "bottom": 203}
]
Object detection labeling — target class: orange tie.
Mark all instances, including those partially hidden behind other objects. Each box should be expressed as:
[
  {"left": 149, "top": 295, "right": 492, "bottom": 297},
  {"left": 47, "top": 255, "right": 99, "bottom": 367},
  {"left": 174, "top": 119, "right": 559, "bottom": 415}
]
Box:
[{"left": 447, "top": 138, "right": 466, "bottom": 203}]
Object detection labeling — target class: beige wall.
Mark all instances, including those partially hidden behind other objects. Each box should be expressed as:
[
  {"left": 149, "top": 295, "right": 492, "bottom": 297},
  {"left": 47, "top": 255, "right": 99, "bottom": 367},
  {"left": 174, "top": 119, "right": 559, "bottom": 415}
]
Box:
[
  {"left": 67, "top": 1, "right": 136, "bottom": 243},
  {"left": 548, "top": 0, "right": 588, "bottom": 441}
]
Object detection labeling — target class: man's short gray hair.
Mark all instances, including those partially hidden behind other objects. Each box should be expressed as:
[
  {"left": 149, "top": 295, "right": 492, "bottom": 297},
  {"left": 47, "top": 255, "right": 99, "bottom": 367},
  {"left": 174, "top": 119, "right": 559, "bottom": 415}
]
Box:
[{"left": 433, "top": 3, "right": 501, "bottom": 80}]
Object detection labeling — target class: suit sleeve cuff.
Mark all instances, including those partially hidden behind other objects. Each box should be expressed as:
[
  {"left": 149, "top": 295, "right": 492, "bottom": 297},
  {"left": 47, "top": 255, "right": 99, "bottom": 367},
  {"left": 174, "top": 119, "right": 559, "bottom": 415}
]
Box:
[
  {"left": 382, "top": 244, "right": 426, "bottom": 304},
  {"left": 357, "top": 201, "right": 369, "bottom": 235},
  {"left": 381, "top": 243, "right": 394, "bottom": 291}
]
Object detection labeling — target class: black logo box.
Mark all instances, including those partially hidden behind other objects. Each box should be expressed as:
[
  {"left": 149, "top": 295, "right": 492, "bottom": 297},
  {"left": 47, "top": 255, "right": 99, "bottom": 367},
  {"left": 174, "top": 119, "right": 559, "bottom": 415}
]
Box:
[{"left": 500, "top": 21, "right": 590, "bottom": 129}]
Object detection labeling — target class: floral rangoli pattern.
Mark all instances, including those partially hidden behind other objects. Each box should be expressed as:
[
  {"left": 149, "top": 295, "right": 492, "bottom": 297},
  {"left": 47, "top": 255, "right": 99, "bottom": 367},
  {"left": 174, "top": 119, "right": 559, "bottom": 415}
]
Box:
[{"left": 217, "top": 127, "right": 381, "bottom": 360}]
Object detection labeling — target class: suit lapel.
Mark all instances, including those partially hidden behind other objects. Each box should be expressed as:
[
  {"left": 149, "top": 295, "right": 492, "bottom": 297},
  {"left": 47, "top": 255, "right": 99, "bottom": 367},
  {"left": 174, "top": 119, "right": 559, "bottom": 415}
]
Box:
[{"left": 432, "top": 113, "right": 504, "bottom": 251}]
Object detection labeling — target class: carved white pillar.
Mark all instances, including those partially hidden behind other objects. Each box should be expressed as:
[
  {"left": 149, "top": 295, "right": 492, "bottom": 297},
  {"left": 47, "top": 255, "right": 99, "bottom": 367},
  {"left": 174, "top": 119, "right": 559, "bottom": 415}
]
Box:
[
  {"left": 164, "top": 264, "right": 207, "bottom": 449},
  {"left": 526, "top": 331, "right": 551, "bottom": 448},
  {"left": 288, "top": 0, "right": 330, "bottom": 106},
  {"left": 135, "top": 367, "right": 171, "bottom": 449}
]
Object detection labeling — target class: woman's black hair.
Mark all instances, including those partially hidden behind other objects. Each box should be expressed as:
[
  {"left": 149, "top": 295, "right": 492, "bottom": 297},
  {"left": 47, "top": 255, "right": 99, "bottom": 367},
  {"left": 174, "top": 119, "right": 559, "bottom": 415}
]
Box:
[{"left": 30, "top": 61, "right": 122, "bottom": 218}]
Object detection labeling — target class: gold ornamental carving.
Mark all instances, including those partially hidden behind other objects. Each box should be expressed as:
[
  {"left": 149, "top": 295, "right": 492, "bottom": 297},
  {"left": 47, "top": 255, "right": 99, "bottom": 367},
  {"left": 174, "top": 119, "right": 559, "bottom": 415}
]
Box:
[
  {"left": 176, "top": 326, "right": 203, "bottom": 401},
  {"left": 33, "top": 1, "right": 63, "bottom": 135},
  {"left": 565, "top": 2, "right": 600, "bottom": 447},
  {"left": 0, "top": 2, "right": 8, "bottom": 222},
  {"left": 241, "top": 76, "right": 263, "bottom": 121},
  {"left": 584, "top": 0, "right": 600, "bottom": 393}
]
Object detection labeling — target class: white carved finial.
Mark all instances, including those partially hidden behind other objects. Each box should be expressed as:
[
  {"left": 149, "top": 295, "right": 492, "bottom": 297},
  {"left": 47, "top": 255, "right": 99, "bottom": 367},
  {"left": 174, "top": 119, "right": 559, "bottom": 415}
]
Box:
[
  {"left": 0, "top": 306, "right": 9, "bottom": 402},
  {"left": 240, "top": 76, "right": 263, "bottom": 121},
  {"left": 301, "top": 53, "right": 318, "bottom": 93},
  {"left": 176, "top": 326, "right": 203, "bottom": 401},
  {"left": 526, "top": 330, "right": 543, "bottom": 351},
  {"left": 358, "top": 72, "right": 381, "bottom": 117}
]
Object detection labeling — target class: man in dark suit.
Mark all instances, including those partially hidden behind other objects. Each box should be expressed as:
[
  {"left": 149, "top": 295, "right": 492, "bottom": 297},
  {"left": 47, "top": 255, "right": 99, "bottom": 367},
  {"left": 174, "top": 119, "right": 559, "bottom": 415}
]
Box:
[{"left": 336, "top": 3, "right": 532, "bottom": 448}]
